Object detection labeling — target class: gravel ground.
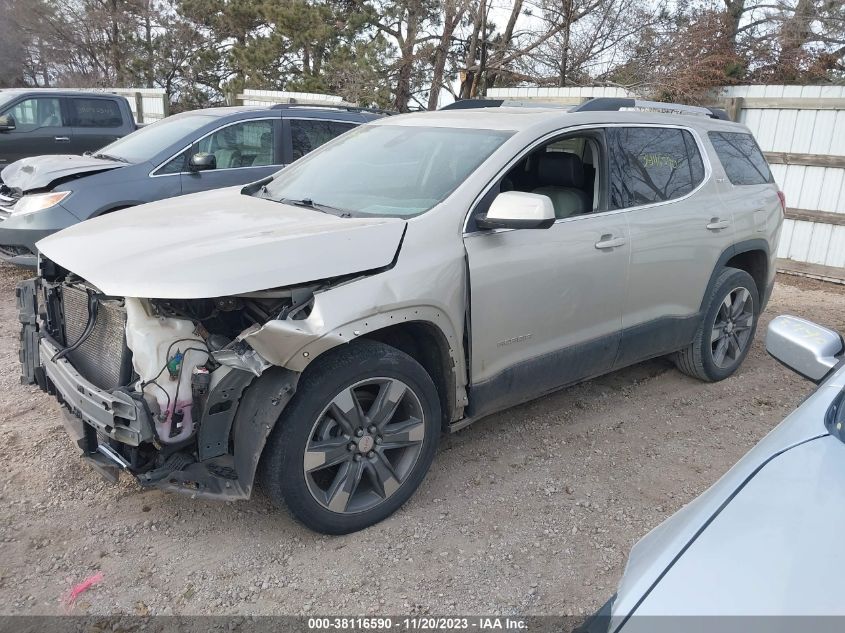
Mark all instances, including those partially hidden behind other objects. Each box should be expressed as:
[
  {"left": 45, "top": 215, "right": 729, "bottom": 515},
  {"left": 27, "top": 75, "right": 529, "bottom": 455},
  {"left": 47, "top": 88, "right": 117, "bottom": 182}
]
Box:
[{"left": 1, "top": 263, "right": 844, "bottom": 618}]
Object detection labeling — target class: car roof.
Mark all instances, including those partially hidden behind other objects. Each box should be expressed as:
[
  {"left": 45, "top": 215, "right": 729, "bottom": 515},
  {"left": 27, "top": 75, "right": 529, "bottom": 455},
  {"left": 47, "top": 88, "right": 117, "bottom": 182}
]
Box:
[
  {"left": 170, "top": 104, "right": 382, "bottom": 122},
  {"left": 374, "top": 105, "right": 746, "bottom": 134},
  {"left": 0, "top": 88, "right": 130, "bottom": 99}
]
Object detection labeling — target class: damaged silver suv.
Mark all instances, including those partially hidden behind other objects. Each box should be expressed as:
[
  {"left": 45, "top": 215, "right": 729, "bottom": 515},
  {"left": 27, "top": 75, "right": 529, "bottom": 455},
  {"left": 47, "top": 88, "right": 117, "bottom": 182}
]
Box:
[{"left": 19, "top": 98, "right": 783, "bottom": 533}]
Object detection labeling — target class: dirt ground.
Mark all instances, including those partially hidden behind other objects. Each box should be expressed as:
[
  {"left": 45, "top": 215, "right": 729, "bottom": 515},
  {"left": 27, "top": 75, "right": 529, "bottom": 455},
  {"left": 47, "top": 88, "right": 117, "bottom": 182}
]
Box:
[{"left": 1, "top": 263, "right": 844, "bottom": 618}]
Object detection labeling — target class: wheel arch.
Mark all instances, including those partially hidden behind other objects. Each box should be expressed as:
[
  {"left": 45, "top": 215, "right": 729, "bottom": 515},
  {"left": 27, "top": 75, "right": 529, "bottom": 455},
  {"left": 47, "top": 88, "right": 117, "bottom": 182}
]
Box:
[
  {"left": 243, "top": 306, "right": 468, "bottom": 426},
  {"left": 359, "top": 321, "right": 456, "bottom": 432},
  {"left": 91, "top": 203, "right": 135, "bottom": 218},
  {"left": 699, "top": 239, "right": 771, "bottom": 314}
]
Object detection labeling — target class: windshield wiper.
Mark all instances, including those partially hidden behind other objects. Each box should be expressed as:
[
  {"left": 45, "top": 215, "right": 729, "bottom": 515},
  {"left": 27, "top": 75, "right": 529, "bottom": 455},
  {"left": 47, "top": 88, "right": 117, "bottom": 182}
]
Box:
[
  {"left": 93, "top": 153, "right": 130, "bottom": 164},
  {"left": 279, "top": 197, "right": 349, "bottom": 215}
]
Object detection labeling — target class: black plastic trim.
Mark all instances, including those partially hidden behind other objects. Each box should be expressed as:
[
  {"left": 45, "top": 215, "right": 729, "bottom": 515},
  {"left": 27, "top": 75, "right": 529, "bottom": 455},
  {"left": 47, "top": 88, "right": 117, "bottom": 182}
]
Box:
[
  {"left": 440, "top": 99, "right": 504, "bottom": 110},
  {"left": 475, "top": 214, "right": 554, "bottom": 230},
  {"left": 698, "top": 238, "right": 771, "bottom": 313},
  {"left": 613, "top": 314, "right": 700, "bottom": 369},
  {"left": 466, "top": 332, "right": 619, "bottom": 420}
]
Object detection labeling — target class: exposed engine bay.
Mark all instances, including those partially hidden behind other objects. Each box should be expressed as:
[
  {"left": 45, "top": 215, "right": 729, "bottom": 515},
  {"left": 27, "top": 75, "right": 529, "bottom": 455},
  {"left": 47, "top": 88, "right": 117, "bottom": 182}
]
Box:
[{"left": 19, "top": 258, "right": 314, "bottom": 497}]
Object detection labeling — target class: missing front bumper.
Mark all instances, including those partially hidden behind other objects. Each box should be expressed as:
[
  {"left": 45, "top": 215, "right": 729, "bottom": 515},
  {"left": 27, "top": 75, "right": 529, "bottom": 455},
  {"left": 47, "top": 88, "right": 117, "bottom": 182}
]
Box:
[{"left": 40, "top": 336, "right": 153, "bottom": 446}]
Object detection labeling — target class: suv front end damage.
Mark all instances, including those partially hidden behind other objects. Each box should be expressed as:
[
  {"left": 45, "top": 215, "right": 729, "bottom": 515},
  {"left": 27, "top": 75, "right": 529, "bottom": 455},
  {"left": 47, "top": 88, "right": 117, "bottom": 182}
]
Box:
[{"left": 17, "top": 264, "right": 305, "bottom": 499}]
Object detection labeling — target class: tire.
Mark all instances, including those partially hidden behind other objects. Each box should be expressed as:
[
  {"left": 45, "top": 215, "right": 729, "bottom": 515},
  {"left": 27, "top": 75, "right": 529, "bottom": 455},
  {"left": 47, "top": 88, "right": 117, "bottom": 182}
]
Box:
[
  {"left": 260, "top": 340, "right": 441, "bottom": 534},
  {"left": 674, "top": 267, "right": 759, "bottom": 382}
]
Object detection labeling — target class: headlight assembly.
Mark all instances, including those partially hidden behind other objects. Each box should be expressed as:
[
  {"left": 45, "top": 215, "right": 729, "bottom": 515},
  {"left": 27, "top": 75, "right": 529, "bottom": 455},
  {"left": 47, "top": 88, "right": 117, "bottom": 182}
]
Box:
[{"left": 12, "top": 191, "right": 71, "bottom": 216}]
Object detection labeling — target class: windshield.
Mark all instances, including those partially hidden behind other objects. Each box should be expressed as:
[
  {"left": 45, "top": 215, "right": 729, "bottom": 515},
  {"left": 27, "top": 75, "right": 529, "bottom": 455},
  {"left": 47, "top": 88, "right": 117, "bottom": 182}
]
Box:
[
  {"left": 94, "top": 114, "right": 214, "bottom": 163},
  {"left": 261, "top": 124, "right": 513, "bottom": 217}
]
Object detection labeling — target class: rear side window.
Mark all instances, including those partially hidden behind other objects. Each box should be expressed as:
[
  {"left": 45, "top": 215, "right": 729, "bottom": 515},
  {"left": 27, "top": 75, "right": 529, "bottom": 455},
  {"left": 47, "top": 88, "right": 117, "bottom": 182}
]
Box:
[
  {"left": 608, "top": 127, "right": 705, "bottom": 209},
  {"left": 290, "top": 119, "right": 356, "bottom": 161},
  {"left": 708, "top": 132, "right": 773, "bottom": 185},
  {"left": 69, "top": 98, "right": 123, "bottom": 128}
]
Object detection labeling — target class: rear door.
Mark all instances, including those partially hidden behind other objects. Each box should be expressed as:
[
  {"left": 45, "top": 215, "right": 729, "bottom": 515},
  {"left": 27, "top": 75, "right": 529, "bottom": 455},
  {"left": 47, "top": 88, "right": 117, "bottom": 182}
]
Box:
[
  {"left": 180, "top": 118, "right": 282, "bottom": 195},
  {"left": 612, "top": 125, "right": 732, "bottom": 367},
  {"left": 67, "top": 97, "right": 127, "bottom": 153},
  {"left": 0, "top": 96, "right": 72, "bottom": 165}
]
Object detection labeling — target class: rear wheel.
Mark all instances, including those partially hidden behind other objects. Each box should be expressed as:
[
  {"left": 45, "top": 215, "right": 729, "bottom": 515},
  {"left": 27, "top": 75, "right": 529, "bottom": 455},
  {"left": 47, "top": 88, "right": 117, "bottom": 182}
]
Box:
[
  {"left": 674, "top": 267, "right": 759, "bottom": 382},
  {"left": 260, "top": 340, "right": 440, "bottom": 534}
]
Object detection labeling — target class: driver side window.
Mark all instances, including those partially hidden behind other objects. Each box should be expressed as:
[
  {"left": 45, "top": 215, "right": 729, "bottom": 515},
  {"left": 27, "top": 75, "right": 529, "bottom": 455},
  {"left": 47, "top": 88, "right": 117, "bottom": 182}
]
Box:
[
  {"left": 196, "top": 120, "right": 275, "bottom": 170},
  {"left": 5, "top": 98, "right": 64, "bottom": 132},
  {"left": 471, "top": 131, "right": 604, "bottom": 230}
]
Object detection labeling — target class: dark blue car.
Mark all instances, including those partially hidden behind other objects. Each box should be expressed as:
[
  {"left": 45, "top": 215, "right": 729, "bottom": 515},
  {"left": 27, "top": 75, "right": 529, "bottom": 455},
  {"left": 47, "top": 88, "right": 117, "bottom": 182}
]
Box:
[{"left": 0, "top": 104, "right": 382, "bottom": 266}]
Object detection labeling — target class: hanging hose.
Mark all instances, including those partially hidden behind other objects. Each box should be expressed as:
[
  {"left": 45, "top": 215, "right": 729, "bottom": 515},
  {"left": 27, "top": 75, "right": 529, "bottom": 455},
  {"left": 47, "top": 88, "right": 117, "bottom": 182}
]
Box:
[{"left": 52, "top": 289, "right": 99, "bottom": 362}]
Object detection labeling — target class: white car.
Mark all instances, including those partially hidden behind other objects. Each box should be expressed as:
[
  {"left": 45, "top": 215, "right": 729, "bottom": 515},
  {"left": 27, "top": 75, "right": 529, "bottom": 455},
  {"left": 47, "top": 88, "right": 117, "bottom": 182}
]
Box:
[{"left": 583, "top": 314, "right": 845, "bottom": 632}]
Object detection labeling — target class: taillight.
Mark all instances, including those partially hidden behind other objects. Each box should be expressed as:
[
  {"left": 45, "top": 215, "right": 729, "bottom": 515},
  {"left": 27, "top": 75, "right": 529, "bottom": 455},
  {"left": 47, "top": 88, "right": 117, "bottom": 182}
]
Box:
[{"left": 777, "top": 191, "right": 786, "bottom": 213}]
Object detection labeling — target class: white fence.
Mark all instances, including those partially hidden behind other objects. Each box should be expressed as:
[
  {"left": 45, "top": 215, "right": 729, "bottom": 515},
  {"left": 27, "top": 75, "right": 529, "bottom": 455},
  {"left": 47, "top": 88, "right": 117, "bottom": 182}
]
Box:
[
  {"left": 488, "top": 84, "right": 845, "bottom": 282},
  {"left": 717, "top": 86, "right": 845, "bottom": 281},
  {"left": 110, "top": 88, "right": 169, "bottom": 124},
  {"left": 236, "top": 89, "right": 349, "bottom": 107}
]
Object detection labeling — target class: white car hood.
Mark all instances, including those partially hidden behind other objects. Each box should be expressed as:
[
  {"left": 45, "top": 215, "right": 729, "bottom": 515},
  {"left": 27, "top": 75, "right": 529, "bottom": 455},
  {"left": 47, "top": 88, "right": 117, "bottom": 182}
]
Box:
[{"left": 37, "top": 187, "right": 406, "bottom": 299}]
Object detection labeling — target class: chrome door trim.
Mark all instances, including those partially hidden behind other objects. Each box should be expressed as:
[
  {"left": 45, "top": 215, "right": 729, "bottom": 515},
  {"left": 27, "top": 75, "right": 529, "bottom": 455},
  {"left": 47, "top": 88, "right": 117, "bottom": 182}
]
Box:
[{"left": 462, "top": 122, "right": 714, "bottom": 235}]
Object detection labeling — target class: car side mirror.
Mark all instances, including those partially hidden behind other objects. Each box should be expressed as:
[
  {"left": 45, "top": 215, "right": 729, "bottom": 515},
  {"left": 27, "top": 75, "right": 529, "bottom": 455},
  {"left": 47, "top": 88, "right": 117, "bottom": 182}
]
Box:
[
  {"left": 476, "top": 191, "right": 556, "bottom": 230},
  {"left": 766, "top": 315, "right": 843, "bottom": 383},
  {"left": 189, "top": 152, "right": 216, "bottom": 171},
  {"left": 0, "top": 114, "right": 16, "bottom": 132}
]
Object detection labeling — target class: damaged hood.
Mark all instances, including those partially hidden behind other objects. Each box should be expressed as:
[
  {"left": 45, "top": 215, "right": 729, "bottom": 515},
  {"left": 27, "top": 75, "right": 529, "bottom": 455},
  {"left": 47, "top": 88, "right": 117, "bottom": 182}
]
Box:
[
  {"left": 0, "top": 154, "right": 125, "bottom": 192},
  {"left": 37, "top": 187, "right": 407, "bottom": 299}
]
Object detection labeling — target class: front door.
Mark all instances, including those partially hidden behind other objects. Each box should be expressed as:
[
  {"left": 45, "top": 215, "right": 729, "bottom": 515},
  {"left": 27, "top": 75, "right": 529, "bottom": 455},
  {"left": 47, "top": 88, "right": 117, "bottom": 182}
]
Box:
[
  {"left": 0, "top": 96, "right": 72, "bottom": 166},
  {"left": 181, "top": 119, "right": 281, "bottom": 195},
  {"left": 464, "top": 130, "right": 629, "bottom": 416}
]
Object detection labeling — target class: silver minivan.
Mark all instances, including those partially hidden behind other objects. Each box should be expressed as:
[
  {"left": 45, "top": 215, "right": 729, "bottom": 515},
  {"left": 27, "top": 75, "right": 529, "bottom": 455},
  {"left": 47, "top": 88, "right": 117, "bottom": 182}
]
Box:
[{"left": 20, "top": 98, "right": 784, "bottom": 533}]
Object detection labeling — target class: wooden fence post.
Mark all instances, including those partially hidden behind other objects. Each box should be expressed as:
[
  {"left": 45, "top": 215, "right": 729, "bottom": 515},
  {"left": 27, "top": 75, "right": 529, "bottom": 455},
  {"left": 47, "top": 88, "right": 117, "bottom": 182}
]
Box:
[
  {"left": 133, "top": 91, "right": 144, "bottom": 124},
  {"left": 724, "top": 97, "right": 744, "bottom": 122}
]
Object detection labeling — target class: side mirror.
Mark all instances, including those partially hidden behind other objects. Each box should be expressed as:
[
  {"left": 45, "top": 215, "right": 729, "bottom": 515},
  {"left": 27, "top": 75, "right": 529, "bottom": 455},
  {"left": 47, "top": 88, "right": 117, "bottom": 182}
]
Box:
[
  {"left": 189, "top": 152, "right": 216, "bottom": 171},
  {"left": 766, "top": 315, "right": 843, "bottom": 383},
  {"left": 0, "top": 114, "right": 16, "bottom": 132},
  {"left": 476, "top": 191, "right": 555, "bottom": 230}
]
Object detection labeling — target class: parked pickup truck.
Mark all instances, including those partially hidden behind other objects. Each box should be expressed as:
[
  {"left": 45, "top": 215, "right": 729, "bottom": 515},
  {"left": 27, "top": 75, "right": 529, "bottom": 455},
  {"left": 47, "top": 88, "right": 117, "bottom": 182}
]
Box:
[{"left": 0, "top": 89, "right": 137, "bottom": 166}]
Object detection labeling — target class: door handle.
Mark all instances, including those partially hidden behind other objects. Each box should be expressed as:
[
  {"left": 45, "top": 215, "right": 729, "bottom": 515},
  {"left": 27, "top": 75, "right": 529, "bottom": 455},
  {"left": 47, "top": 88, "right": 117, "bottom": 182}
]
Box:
[
  {"left": 54, "top": 136, "right": 70, "bottom": 142},
  {"left": 706, "top": 218, "right": 730, "bottom": 231},
  {"left": 594, "top": 235, "right": 626, "bottom": 250}
]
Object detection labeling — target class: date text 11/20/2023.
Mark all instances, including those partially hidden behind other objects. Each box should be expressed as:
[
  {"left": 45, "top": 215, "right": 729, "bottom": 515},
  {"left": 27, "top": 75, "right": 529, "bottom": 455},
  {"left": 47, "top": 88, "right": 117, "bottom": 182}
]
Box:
[{"left": 307, "top": 617, "right": 529, "bottom": 630}]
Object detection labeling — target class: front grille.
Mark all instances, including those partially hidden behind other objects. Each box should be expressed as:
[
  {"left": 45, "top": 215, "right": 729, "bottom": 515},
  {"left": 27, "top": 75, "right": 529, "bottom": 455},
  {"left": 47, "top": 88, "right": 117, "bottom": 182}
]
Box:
[
  {"left": 0, "top": 245, "right": 32, "bottom": 257},
  {"left": 0, "top": 183, "right": 19, "bottom": 212},
  {"left": 61, "top": 285, "right": 133, "bottom": 390}
]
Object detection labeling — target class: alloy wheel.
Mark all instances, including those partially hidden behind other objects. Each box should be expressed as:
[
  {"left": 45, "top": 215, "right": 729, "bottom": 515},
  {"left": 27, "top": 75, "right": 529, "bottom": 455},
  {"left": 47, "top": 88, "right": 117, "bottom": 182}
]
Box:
[
  {"left": 303, "top": 377, "right": 426, "bottom": 514},
  {"left": 710, "top": 286, "right": 754, "bottom": 368}
]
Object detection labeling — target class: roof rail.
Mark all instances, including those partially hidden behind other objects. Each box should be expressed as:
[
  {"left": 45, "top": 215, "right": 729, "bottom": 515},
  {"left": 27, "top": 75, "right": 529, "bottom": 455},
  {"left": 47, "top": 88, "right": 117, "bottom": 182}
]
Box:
[
  {"left": 573, "top": 97, "right": 730, "bottom": 120},
  {"left": 269, "top": 102, "right": 396, "bottom": 116},
  {"left": 440, "top": 98, "right": 570, "bottom": 111},
  {"left": 440, "top": 98, "right": 504, "bottom": 110}
]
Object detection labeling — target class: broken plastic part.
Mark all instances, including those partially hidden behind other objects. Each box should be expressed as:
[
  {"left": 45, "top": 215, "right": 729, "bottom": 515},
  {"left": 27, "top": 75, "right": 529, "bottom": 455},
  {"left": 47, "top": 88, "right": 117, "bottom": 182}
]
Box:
[{"left": 212, "top": 344, "right": 271, "bottom": 377}]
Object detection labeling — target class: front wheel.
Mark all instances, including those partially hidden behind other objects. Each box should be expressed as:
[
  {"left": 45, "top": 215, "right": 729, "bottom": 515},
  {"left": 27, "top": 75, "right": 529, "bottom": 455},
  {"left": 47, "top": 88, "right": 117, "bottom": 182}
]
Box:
[
  {"left": 674, "top": 267, "right": 759, "bottom": 382},
  {"left": 260, "top": 340, "right": 441, "bottom": 534}
]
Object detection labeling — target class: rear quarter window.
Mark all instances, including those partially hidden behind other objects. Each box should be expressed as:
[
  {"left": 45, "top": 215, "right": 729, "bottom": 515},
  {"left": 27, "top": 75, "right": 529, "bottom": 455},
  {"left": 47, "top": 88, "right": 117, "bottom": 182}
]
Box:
[
  {"left": 708, "top": 131, "right": 773, "bottom": 185},
  {"left": 608, "top": 127, "right": 705, "bottom": 209},
  {"left": 290, "top": 119, "right": 356, "bottom": 161}
]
